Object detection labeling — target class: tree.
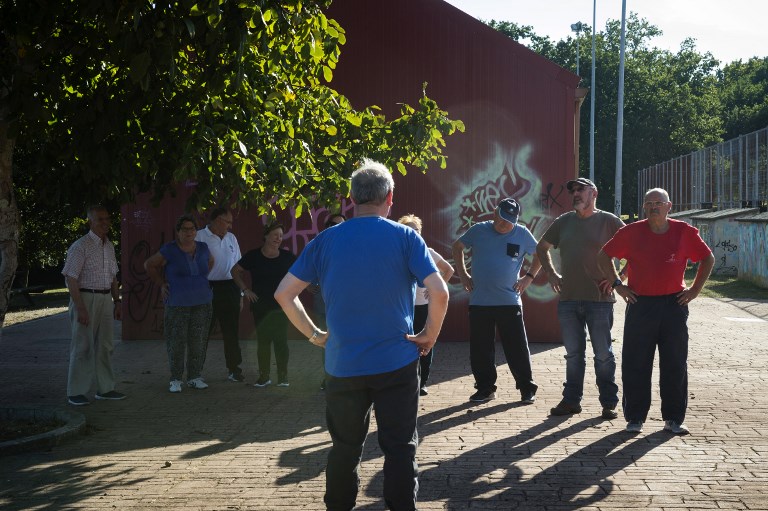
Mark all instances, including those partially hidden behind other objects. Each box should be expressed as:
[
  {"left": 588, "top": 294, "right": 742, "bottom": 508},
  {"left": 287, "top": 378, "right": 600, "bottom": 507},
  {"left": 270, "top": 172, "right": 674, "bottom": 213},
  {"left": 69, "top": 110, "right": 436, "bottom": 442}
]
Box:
[
  {"left": 718, "top": 57, "right": 768, "bottom": 140},
  {"left": 0, "top": 0, "right": 464, "bottom": 328},
  {"left": 486, "top": 14, "right": 723, "bottom": 216}
]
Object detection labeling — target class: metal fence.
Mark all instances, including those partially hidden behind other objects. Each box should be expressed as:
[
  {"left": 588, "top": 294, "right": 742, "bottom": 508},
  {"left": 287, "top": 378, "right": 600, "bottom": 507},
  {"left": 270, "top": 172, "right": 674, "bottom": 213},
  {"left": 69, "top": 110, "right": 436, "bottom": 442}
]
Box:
[{"left": 636, "top": 126, "right": 768, "bottom": 212}]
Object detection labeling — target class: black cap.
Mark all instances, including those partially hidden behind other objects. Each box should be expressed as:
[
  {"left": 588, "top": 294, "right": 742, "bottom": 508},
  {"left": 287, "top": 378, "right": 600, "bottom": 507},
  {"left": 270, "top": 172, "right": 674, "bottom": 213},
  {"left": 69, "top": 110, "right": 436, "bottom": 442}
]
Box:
[
  {"left": 496, "top": 198, "right": 520, "bottom": 224},
  {"left": 566, "top": 177, "right": 597, "bottom": 191}
]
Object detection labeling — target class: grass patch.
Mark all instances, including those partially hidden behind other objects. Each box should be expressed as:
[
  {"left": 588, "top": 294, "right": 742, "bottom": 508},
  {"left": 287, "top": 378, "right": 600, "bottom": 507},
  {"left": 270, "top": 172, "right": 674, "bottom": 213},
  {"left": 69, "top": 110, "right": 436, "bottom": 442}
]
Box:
[
  {"left": 8, "top": 288, "right": 69, "bottom": 311},
  {"left": 685, "top": 267, "right": 768, "bottom": 300}
]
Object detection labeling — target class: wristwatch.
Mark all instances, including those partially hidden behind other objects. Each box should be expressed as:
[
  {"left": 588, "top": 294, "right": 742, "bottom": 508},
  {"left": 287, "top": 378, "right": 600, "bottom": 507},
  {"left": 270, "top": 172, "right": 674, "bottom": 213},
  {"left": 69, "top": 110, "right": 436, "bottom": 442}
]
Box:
[
  {"left": 611, "top": 278, "right": 623, "bottom": 289},
  {"left": 240, "top": 289, "right": 246, "bottom": 297},
  {"left": 309, "top": 328, "right": 322, "bottom": 343}
]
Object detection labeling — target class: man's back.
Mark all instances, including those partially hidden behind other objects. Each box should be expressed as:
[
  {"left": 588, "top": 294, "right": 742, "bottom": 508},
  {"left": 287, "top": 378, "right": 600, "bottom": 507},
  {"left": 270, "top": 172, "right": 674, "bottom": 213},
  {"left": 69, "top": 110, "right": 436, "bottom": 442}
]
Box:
[{"left": 290, "top": 216, "right": 437, "bottom": 377}]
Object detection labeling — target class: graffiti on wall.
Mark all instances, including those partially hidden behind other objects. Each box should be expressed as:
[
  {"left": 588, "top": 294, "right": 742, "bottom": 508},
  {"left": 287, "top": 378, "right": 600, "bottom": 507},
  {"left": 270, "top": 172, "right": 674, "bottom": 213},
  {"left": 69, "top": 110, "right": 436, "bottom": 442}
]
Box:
[
  {"left": 441, "top": 143, "right": 556, "bottom": 303},
  {"left": 738, "top": 223, "right": 768, "bottom": 287},
  {"left": 270, "top": 200, "right": 356, "bottom": 255}
]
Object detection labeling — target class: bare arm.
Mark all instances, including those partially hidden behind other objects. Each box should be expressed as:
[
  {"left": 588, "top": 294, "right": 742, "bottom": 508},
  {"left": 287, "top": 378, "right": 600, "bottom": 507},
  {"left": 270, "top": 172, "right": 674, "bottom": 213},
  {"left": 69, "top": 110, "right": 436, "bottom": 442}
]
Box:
[
  {"left": 231, "top": 264, "right": 258, "bottom": 303},
  {"left": 144, "top": 251, "right": 169, "bottom": 301},
  {"left": 111, "top": 277, "right": 122, "bottom": 321},
  {"left": 452, "top": 239, "right": 472, "bottom": 292},
  {"left": 65, "top": 276, "right": 89, "bottom": 326},
  {"left": 436, "top": 257, "right": 455, "bottom": 283},
  {"left": 597, "top": 249, "right": 637, "bottom": 303},
  {"left": 274, "top": 273, "right": 327, "bottom": 347},
  {"left": 677, "top": 253, "right": 715, "bottom": 305},
  {"left": 514, "top": 253, "right": 543, "bottom": 294},
  {"left": 535, "top": 238, "right": 562, "bottom": 293},
  {"left": 406, "top": 272, "right": 449, "bottom": 355}
]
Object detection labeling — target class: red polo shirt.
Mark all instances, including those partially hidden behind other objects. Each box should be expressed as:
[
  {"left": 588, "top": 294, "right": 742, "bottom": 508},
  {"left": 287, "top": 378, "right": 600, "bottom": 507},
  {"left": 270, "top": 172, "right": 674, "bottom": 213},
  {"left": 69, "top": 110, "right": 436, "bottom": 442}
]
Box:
[{"left": 602, "top": 219, "right": 712, "bottom": 296}]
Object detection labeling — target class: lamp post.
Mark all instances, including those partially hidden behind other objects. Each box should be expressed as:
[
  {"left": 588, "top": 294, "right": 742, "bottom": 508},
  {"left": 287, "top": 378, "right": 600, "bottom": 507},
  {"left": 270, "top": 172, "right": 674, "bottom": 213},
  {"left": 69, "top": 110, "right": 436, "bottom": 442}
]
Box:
[
  {"left": 589, "top": 0, "right": 596, "bottom": 183},
  {"left": 615, "top": 0, "right": 627, "bottom": 217},
  {"left": 570, "top": 22, "right": 584, "bottom": 78}
]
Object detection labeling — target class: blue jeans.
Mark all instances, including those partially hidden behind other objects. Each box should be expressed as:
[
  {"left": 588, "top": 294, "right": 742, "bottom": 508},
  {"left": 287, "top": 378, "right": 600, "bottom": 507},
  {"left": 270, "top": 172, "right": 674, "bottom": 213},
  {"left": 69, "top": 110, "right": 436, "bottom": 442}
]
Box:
[{"left": 557, "top": 301, "right": 618, "bottom": 407}]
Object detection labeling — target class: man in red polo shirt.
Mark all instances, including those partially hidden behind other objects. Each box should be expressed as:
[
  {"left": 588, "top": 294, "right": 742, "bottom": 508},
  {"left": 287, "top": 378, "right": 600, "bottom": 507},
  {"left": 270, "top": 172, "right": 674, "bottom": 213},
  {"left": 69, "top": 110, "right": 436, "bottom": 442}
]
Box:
[{"left": 598, "top": 188, "right": 714, "bottom": 435}]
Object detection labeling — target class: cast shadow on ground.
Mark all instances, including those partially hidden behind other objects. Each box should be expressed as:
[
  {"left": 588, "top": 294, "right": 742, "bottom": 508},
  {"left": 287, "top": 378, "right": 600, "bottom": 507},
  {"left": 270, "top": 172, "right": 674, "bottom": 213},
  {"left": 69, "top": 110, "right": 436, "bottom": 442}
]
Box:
[{"left": 0, "top": 459, "right": 151, "bottom": 511}]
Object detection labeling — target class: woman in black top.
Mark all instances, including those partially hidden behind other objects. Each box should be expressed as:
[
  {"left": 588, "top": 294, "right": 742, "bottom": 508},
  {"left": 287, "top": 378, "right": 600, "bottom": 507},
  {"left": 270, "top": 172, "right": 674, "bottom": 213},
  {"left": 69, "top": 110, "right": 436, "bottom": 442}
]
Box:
[{"left": 232, "top": 222, "right": 296, "bottom": 387}]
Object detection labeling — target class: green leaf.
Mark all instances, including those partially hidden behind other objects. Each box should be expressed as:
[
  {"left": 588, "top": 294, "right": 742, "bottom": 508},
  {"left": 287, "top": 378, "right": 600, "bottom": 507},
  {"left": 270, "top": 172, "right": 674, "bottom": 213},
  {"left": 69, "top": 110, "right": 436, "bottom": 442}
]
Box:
[{"left": 345, "top": 112, "right": 362, "bottom": 127}]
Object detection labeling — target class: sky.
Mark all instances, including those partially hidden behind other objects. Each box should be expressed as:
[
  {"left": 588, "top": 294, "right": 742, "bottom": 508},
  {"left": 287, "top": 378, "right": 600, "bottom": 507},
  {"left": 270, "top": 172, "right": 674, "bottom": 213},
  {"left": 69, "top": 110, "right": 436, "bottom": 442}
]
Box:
[{"left": 441, "top": 0, "right": 767, "bottom": 65}]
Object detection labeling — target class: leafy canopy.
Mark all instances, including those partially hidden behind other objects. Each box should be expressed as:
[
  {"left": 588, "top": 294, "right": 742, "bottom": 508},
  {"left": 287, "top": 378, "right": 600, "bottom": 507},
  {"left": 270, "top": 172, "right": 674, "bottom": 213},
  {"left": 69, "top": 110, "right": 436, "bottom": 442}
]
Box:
[{"left": 2, "top": 0, "right": 463, "bottom": 216}]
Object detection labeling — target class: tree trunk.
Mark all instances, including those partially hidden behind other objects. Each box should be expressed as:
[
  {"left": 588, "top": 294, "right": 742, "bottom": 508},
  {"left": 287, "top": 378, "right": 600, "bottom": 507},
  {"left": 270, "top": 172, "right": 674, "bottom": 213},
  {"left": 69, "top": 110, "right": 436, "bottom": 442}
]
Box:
[{"left": 0, "top": 120, "right": 20, "bottom": 335}]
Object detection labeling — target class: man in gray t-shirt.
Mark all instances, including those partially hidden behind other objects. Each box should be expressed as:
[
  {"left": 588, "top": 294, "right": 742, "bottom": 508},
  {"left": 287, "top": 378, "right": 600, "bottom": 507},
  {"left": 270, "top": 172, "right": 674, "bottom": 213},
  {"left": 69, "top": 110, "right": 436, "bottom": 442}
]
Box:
[
  {"left": 452, "top": 198, "right": 543, "bottom": 404},
  {"left": 536, "top": 177, "right": 624, "bottom": 419}
]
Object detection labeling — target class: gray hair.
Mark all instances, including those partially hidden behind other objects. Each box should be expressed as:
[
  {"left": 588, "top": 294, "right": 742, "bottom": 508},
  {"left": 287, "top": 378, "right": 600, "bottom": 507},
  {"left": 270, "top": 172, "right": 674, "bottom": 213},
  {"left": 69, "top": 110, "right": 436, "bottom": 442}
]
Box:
[
  {"left": 350, "top": 159, "right": 395, "bottom": 205},
  {"left": 645, "top": 188, "right": 670, "bottom": 201}
]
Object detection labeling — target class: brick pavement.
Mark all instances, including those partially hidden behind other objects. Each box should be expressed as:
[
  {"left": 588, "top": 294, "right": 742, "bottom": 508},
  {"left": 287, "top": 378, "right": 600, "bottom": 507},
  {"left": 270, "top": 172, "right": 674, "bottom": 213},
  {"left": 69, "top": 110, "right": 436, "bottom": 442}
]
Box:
[{"left": 1, "top": 297, "right": 767, "bottom": 510}]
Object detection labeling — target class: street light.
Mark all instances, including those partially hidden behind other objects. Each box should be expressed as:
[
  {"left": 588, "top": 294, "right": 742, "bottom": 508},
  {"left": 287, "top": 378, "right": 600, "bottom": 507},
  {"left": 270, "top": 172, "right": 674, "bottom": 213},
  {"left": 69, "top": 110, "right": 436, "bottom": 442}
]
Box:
[
  {"left": 589, "top": 0, "right": 596, "bottom": 183},
  {"left": 570, "top": 22, "right": 584, "bottom": 78}
]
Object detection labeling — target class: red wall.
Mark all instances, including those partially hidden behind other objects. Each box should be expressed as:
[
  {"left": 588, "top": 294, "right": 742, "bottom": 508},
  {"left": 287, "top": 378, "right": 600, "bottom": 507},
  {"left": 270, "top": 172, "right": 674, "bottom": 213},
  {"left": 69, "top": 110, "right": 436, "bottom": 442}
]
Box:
[{"left": 120, "top": 0, "right": 580, "bottom": 341}]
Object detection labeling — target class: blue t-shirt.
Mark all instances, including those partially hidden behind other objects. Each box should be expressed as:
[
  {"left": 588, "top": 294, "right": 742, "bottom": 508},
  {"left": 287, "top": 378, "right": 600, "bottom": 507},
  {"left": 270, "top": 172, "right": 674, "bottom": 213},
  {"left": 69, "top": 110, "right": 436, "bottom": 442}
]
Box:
[
  {"left": 159, "top": 241, "right": 213, "bottom": 307},
  {"left": 289, "top": 216, "right": 438, "bottom": 377},
  {"left": 458, "top": 221, "right": 537, "bottom": 306}
]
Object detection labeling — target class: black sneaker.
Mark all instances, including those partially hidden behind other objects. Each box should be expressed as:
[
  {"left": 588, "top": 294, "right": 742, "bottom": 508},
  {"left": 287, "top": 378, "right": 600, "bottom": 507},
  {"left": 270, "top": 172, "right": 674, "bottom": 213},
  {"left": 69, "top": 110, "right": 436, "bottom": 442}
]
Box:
[
  {"left": 320, "top": 379, "right": 326, "bottom": 391},
  {"left": 601, "top": 405, "right": 619, "bottom": 420},
  {"left": 228, "top": 370, "right": 245, "bottom": 382},
  {"left": 95, "top": 391, "right": 127, "bottom": 401},
  {"left": 550, "top": 399, "right": 582, "bottom": 416},
  {"left": 521, "top": 389, "right": 536, "bottom": 404},
  {"left": 419, "top": 386, "right": 429, "bottom": 396},
  {"left": 469, "top": 389, "right": 496, "bottom": 402},
  {"left": 68, "top": 395, "right": 90, "bottom": 406}
]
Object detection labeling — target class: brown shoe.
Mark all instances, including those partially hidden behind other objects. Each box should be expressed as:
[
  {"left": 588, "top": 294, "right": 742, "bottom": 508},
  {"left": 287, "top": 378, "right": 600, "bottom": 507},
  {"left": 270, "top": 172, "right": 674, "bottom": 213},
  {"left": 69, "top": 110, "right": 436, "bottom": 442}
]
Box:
[
  {"left": 550, "top": 399, "right": 582, "bottom": 416},
  {"left": 601, "top": 405, "right": 619, "bottom": 420}
]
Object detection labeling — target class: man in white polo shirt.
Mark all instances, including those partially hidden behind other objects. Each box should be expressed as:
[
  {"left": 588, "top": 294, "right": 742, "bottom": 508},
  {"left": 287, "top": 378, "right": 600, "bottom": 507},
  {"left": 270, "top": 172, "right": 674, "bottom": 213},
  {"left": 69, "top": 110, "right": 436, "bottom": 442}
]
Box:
[{"left": 196, "top": 206, "right": 245, "bottom": 382}]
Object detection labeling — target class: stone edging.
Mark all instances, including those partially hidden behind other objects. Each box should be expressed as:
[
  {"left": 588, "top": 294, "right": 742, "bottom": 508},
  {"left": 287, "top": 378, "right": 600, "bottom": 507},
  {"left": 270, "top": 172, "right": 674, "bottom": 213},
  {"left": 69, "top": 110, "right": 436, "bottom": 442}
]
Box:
[{"left": 0, "top": 406, "right": 85, "bottom": 456}]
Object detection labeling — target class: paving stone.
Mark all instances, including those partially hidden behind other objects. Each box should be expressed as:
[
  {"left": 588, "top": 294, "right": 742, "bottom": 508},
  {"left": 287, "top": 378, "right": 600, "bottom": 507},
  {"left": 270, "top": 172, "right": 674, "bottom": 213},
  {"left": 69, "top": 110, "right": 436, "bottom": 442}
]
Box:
[{"left": 0, "top": 297, "right": 766, "bottom": 510}]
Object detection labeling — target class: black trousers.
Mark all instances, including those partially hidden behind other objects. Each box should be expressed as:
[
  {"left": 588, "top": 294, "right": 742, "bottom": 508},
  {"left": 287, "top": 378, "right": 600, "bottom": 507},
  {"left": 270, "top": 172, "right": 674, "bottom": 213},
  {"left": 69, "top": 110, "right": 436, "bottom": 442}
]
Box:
[
  {"left": 469, "top": 305, "right": 537, "bottom": 394},
  {"left": 324, "top": 359, "right": 420, "bottom": 511},
  {"left": 622, "top": 295, "right": 689, "bottom": 424},
  {"left": 252, "top": 306, "right": 289, "bottom": 379},
  {"left": 413, "top": 304, "right": 433, "bottom": 386},
  {"left": 209, "top": 280, "right": 242, "bottom": 373}
]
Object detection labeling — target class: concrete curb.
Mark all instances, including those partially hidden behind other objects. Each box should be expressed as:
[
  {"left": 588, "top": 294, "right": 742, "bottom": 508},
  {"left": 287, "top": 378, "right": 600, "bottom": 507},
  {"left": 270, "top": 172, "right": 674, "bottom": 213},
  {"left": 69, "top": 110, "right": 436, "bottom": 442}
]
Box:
[{"left": 0, "top": 406, "right": 86, "bottom": 456}]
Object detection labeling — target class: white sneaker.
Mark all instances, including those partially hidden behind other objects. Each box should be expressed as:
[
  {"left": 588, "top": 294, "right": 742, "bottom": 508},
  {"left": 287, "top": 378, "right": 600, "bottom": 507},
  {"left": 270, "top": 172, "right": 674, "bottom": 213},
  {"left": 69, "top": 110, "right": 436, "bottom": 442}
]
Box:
[
  {"left": 626, "top": 421, "right": 644, "bottom": 433},
  {"left": 169, "top": 380, "right": 183, "bottom": 393},
  {"left": 664, "top": 420, "right": 690, "bottom": 435},
  {"left": 187, "top": 377, "right": 209, "bottom": 389}
]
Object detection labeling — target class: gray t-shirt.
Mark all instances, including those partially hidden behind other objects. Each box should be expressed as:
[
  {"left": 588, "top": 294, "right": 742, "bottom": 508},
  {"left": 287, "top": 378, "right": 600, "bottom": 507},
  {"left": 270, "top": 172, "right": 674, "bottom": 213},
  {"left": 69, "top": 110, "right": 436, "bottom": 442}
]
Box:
[
  {"left": 541, "top": 209, "right": 624, "bottom": 302},
  {"left": 459, "top": 221, "right": 538, "bottom": 306}
]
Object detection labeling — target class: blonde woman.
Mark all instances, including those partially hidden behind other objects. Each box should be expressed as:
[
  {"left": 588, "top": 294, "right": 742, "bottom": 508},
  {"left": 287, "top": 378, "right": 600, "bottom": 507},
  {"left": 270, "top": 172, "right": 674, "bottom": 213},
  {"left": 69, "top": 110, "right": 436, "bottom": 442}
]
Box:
[{"left": 398, "top": 214, "right": 455, "bottom": 396}]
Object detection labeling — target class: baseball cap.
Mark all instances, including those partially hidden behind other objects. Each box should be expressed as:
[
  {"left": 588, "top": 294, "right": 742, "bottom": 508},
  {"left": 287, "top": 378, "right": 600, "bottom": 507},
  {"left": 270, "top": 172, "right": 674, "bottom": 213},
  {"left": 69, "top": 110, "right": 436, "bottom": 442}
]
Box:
[
  {"left": 566, "top": 177, "right": 597, "bottom": 191},
  {"left": 496, "top": 198, "right": 520, "bottom": 224}
]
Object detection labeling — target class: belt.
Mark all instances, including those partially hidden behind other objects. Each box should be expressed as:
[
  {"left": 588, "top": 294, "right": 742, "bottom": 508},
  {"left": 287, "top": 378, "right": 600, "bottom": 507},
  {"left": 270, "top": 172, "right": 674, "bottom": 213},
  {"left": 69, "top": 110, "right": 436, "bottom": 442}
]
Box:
[{"left": 80, "top": 288, "right": 111, "bottom": 294}]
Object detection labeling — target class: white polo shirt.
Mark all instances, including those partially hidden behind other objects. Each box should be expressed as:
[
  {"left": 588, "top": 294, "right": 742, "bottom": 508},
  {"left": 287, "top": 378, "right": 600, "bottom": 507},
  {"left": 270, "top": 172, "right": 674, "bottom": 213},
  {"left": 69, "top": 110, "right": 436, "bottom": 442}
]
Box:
[{"left": 195, "top": 227, "right": 241, "bottom": 280}]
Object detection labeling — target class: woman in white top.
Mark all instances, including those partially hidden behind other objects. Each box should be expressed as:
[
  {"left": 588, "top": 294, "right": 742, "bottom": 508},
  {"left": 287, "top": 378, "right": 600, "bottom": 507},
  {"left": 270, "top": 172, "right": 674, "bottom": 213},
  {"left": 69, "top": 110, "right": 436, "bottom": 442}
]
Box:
[{"left": 398, "top": 214, "right": 455, "bottom": 396}]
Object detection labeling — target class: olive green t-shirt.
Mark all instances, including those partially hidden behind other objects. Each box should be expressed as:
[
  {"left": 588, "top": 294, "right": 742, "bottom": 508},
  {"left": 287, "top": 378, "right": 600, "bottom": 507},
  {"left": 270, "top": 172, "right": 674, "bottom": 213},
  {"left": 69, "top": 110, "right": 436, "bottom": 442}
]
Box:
[{"left": 541, "top": 210, "right": 624, "bottom": 302}]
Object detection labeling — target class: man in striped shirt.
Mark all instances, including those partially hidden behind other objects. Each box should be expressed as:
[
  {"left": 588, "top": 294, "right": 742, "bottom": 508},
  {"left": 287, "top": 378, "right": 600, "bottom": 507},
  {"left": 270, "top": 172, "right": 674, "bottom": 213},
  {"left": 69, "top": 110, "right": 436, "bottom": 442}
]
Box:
[{"left": 62, "top": 205, "right": 125, "bottom": 406}]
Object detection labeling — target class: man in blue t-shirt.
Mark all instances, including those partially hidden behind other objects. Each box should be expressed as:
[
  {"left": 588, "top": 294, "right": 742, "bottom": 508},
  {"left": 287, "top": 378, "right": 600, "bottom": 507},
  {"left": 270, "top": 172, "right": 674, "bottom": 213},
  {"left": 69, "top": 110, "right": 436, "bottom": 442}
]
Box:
[
  {"left": 452, "top": 198, "right": 542, "bottom": 404},
  {"left": 275, "top": 159, "right": 449, "bottom": 511}
]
